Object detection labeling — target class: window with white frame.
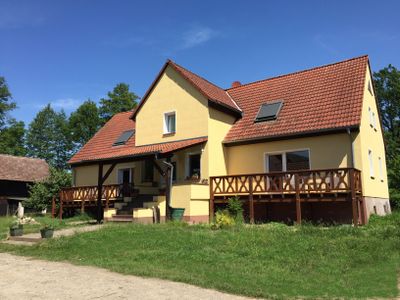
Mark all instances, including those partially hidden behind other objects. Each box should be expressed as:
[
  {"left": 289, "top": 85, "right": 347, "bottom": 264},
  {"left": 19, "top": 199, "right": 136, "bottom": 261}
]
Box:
[
  {"left": 368, "top": 149, "right": 374, "bottom": 178},
  {"left": 265, "top": 150, "right": 310, "bottom": 172},
  {"left": 369, "top": 107, "right": 377, "bottom": 130},
  {"left": 368, "top": 107, "right": 373, "bottom": 127},
  {"left": 163, "top": 111, "right": 176, "bottom": 134},
  {"left": 378, "top": 156, "right": 383, "bottom": 181}
]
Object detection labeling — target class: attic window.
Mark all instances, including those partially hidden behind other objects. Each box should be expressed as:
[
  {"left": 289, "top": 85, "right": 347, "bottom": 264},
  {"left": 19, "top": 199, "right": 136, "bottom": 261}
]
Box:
[
  {"left": 113, "top": 130, "right": 135, "bottom": 146},
  {"left": 255, "top": 101, "right": 283, "bottom": 122}
]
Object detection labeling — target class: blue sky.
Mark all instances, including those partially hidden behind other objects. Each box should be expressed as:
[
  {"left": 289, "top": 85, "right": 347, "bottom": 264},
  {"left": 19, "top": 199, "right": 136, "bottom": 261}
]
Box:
[{"left": 1, "top": 0, "right": 399, "bottom": 125}]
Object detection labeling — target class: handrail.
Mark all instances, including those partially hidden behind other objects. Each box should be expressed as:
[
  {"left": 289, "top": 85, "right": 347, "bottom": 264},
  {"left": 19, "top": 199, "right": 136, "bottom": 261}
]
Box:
[{"left": 210, "top": 168, "right": 362, "bottom": 196}]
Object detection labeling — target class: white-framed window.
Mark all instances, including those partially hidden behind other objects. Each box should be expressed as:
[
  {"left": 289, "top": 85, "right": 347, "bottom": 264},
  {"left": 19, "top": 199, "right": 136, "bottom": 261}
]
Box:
[
  {"left": 117, "top": 168, "right": 133, "bottom": 184},
  {"left": 368, "top": 149, "right": 374, "bottom": 178},
  {"left": 369, "top": 107, "right": 377, "bottom": 130},
  {"left": 163, "top": 111, "right": 176, "bottom": 134},
  {"left": 378, "top": 156, "right": 384, "bottom": 181},
  {"left": 265, "top": 149, "right": 310, "bottom": 172},
  {"left": 186, "top": 153, "right": 201, "bottom": 179}
]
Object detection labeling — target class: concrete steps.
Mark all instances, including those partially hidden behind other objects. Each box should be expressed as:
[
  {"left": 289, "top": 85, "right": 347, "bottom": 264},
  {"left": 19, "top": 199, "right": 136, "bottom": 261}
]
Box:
[{"left": 109, "top": 214, "right": 134, "bottom": 222}]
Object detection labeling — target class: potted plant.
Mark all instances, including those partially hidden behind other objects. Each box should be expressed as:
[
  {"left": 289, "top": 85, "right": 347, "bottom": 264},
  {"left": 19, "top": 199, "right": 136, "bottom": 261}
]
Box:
[
  {"left": 9, "top": 220, "right": 23, "bottom": 236},
  {"left": 40, "top": 223, "right": 54, "bottom": 239}
]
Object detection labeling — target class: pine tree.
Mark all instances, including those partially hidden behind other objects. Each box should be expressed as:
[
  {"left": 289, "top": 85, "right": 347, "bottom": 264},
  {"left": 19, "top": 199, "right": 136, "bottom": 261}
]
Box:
[{"left": 99, "top": 83, "right": 139, "bottom": 124}]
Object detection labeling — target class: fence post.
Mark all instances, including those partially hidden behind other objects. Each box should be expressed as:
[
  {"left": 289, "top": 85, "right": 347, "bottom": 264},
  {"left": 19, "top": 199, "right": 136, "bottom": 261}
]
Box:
[
  {"left": 209, "top": 177, "right": 214, "bottom": 223},
  {"left": 59, "top": 191, "right": 63, "bottom": 220},
  {"left": 249, "top": 176, "right": 254, "bottom": 224},
  {"left": 295, "top": 173, "right": 301, "bottom": 225}
]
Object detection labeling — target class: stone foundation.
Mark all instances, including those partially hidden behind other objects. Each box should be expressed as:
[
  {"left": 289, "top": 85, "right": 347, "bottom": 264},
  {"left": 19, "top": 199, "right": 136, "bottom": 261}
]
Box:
[{"left": 363, "top": 196, "right": 391, "bottom": 221}]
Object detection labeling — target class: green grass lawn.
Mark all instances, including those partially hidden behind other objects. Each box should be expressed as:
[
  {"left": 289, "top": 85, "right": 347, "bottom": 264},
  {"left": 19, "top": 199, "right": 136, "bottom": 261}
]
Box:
[{"left": 0, "top": 213, "right": 399, "bottom": 299}]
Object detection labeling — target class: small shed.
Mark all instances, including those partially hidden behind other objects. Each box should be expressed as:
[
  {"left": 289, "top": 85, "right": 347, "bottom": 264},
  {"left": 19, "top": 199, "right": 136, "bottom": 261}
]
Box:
[{"left": 0, "top": 155, "right": 49, "bottom": 216}]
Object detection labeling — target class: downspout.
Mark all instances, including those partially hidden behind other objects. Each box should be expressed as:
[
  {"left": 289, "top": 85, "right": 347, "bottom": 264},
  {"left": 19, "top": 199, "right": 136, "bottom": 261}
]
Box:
[
  {"left": 162, "top": 160, "right": 174, "bottom": 221},
  {"left": 347, "top": 127, "right": 355, "bottom": 168}
]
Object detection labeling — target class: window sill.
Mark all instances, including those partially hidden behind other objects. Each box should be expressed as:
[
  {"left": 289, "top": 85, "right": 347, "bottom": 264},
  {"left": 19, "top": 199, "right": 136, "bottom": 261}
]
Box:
[{"left": 163, "top": 132, "right": 176, "bottom": 137}]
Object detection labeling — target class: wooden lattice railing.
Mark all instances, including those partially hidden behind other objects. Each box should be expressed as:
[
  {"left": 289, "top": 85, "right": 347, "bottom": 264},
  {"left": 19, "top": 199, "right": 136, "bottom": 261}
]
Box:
[
  {"left": 210, "top": 168, "right": 362, "bottom": 196},
  {"left": 58, "top": 183, "right": 136, "bottom": 209}
]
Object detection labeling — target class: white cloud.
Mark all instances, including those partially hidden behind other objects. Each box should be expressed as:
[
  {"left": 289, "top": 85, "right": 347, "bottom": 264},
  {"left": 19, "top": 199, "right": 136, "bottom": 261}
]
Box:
[
  {"left": 36, "top": 98, "right": 82, "bottom": 111},
  {"left": 181, "top": 27, "right": 219, "bottom": 49},
  {"left": 50, "top": 98, "right": 82, "bottom": 110}
]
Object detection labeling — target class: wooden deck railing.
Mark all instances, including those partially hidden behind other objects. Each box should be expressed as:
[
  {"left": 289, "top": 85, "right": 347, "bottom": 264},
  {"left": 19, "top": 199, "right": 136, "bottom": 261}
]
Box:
[
  {"left": 209, "top": 168, "right": 363, "bottom": 225},
  {"left": 58, "top": 183, "right": 136, "bottom": 212},
  {"left": 210, "top": 168, "right": 362, "bottom": 196}
]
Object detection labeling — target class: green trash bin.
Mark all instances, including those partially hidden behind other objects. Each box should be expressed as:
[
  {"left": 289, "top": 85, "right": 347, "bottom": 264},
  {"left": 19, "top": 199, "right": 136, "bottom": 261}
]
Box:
[{"left": 170, "top": 207, "right": 185, "bottom": 221}]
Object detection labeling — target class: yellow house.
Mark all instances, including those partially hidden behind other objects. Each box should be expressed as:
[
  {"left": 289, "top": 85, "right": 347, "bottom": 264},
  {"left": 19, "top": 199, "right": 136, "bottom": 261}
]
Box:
[{"left": 63, "top": 55, "right": 390, "bottom": 225}]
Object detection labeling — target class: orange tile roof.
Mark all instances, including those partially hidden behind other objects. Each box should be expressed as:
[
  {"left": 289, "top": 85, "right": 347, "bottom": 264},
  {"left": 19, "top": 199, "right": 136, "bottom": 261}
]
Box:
[
  {"left": 0, "top": 155, "right": 49, "bottom": 182},
  {"left": 71, "top": 55, "right": 369, "bottom": 164},
  {"left": 168, "top": 61, "right": 241, "bottom": 113},
  {"left": 224, "top": 55, "right": 368, "bottom": 143},
  {"left": 131, "top": 60, "right": 241, "bottom": 120},
  {"left": 68, "top": 111, "right": 207, "bottom": 165}
]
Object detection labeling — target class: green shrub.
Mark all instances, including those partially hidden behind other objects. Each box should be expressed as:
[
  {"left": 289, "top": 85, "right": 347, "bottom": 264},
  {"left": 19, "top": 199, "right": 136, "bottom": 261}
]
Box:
[
  {"left": 227, "top": 196, "right": 243, "bottom": 223},
  {"left": 26, "top": 167, "right": 71, "bottom": 212},
  {"left": 215, "top": 210, "right": 235, "bottom": 228}
]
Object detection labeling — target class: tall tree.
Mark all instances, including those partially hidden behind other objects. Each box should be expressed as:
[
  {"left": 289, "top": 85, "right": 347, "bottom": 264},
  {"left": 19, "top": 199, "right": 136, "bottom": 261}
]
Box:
[
  {"left": 99, "top": 83, "right": 139, "bottom": 124},
  {"left": 26, "top": 105, "right": 73, "bottom": 169},
  {"left": 374, "top": 64, "right": 400, "bottom": 209},
  {"left": 0, "top": 119, "right": 26, "bottom": 156},
  {"left": 0, "top": 76, "right": 16, "bottom": 129},
  {"left": 0, "top": 76, "right": 26, "bottom": 156},
  {"left": 69, "top": 99, "right": 100, "bottom": 150}
]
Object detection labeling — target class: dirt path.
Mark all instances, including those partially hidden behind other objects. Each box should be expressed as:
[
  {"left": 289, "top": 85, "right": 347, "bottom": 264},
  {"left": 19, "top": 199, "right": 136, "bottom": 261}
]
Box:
[{"left": 0, "top": 253, "right": 255, "bottom": 300}]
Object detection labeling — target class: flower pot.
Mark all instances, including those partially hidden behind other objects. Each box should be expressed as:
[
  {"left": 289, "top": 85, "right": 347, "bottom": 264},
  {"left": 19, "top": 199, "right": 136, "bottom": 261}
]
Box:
[
  {"left": 40, "top": 228, "right": 54, "bottom": 239},
  {"left": 10, "top": 227, "right": 23, "bottom": 236}
]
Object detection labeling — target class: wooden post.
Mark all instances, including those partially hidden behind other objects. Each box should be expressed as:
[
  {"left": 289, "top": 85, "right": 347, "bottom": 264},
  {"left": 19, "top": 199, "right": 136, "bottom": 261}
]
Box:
[
  {"left": 165, "top": 160, "right": 172, "bottom": 221},
  {"left": 209, "top": 177, "right": 214, "bottom": 223},
  {"left": 249, "top": 176, "right": 254, "bottom": 224},
  {"left": 59, "top": 192, "right": 63, "bottom": 221},
  {"left": 97, "top": 163, "right": 104, "bottom": 224},
  {"left": 349, "top": 168, "right": 358, "bottom": 226},
  {"left": 51, "top": 196, "right": 56, "bottom": 218},
  {"left": 295, "top": 173, "right": 301, "bottom": 225},
  {"left": 105, "top": 186, "right": 110, "bottom": 210},
  {"left": 81, "top": 197, "right": 85, "bottom": 214}
]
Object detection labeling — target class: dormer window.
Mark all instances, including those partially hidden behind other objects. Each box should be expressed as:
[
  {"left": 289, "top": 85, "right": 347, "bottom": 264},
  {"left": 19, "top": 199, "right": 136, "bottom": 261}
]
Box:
[
  {"left": 255, "top": 101, "right": 283, "bottom": 123},
  {"left": 164, "top": 111, "right": 176, "bottom": 134},
  {"left": 113, "top": 130, "right": 135, "bottom": 146}
]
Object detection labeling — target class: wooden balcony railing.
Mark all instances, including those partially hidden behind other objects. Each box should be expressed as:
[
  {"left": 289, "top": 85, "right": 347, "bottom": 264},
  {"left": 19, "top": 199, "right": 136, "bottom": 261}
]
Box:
[
  {"left": 209, "top": 168, "right": 363, "bottom": 225},
  {"left": 57, "top": 183, "right": 136, "bottom": 212},
  {"left": 210, "top": 168, "right": 362, "bottom": 196}
]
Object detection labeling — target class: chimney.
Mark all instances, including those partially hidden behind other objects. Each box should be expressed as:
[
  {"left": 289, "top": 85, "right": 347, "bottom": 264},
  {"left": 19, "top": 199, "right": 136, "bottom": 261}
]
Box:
[{"left": 231, "top": 81, "right": 242, "bottom": 88}]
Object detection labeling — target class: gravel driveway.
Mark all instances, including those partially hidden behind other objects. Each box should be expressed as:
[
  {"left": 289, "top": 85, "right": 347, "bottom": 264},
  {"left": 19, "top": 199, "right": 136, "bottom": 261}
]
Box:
[{"left": 0, "top": 253, "right": 255, "bottom": 299}]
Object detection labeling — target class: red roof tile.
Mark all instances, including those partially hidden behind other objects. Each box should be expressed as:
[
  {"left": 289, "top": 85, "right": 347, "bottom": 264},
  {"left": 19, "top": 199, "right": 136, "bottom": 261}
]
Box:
[
  {"left": 224, "top": 55, "right": 368, "bottom": 143},
  {"left": 68, "top": 111, "right": 207, "bottom": 165},
  {"left": 0, "top": 155, "right": 49, "bottom": 182},
  {"left": 168, "top": 61, "right": 241, "bottom": 113},
  {"left": 131, "top": 60, "right": 241, "bottom": 120}
]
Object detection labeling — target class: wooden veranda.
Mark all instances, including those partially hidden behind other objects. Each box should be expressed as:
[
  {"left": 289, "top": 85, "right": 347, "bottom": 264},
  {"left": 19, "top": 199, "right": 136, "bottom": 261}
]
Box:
[{"left": 209, "top": 168, "right": 365, "bottom": 225}]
